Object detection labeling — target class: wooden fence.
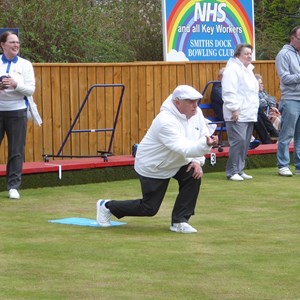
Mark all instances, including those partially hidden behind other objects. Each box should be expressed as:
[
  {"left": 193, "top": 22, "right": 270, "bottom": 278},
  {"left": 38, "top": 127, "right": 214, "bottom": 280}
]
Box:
[{"left": 0, "top": 61, "right": 280, "bottom": 163}]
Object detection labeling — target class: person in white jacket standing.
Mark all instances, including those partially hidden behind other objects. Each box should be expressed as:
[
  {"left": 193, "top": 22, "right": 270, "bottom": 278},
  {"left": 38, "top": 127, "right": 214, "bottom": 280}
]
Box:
[
  {"left": 222, "top": 44, "right": 259, "bottom": 181},
  {"left": 0, "top": 31, "right": 36, "bottom": 199},
  {"left": 96, "top": 85, "right": 218, "bottom": 233}
]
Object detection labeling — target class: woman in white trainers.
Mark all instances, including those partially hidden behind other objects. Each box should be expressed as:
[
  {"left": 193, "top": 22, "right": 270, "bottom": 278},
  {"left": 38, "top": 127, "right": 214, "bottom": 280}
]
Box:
[
  {"left": 0, "top": 31, "right": 36, "bottom": 199},
  {"left": 222, "top": 44, "right": 259, "bottom": 181}
]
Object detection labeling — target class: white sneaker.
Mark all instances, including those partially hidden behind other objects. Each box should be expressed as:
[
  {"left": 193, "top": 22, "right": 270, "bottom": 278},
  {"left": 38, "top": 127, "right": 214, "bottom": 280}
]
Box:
[
  {"left": 229, "top": 174, "right": 244, "bottom": 181},
  {"left": 96, "top": 199, "right": 112, "bottom": 227},
  {"left": 8, "top": 189, "right": 20, "bottom": 199},
  {"left": 240, "top": 173, "right": 253, "bottom": 179},
  {"left": 278, "top": 167, "right": 293, "bottom": 177},
  {"left": 170, "top": 222, "right": 197, "bottom": 233}
]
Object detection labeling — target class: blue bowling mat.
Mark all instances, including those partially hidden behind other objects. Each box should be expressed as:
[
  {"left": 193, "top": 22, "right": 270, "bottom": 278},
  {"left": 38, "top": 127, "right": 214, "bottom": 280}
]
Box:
[{"left": 48, "top": 217, "right": 126, "bottom": 227}]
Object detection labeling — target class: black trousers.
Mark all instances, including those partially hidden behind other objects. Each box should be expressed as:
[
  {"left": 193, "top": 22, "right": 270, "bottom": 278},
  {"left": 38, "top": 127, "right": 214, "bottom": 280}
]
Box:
[
  {"left": 254, "top": 109, "right": 278, "bottom": 144},
  {"left": 0, "top": 109, "right": 27, "bottom": 190},
  {"left": 106, "top": 163, "right": 201, "bottom": 224}
]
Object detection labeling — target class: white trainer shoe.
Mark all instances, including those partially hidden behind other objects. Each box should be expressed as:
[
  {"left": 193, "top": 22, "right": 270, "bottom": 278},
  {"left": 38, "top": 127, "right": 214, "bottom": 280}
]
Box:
[
  {"left": 278, "top": 167, "right": 293, "bottom": 177},
  {"left": 8, "top": 189, "right": 20, "bottom": 199},
  {"left": 170, "top": 222, "right": 197, "bottom": 233},
  {"left": 229, "top": 174, "right": 244, "bottom": 181},
  {"left": 240, "top": 173, "right": 253, "bottom": 179},
  {"left": 96, "top": 199, "right": 112, "bottom": 227}
]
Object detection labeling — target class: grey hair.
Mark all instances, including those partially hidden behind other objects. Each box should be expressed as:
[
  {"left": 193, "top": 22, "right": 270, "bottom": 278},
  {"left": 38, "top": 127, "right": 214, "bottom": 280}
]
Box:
[{"left": 233, "top": 44, "right": 253, "bottom": 57}]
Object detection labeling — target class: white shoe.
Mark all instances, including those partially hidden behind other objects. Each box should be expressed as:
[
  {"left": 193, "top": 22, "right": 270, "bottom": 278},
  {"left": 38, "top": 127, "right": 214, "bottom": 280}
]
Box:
[
  {"left": 170, "top": 222, "right": 197, "bottom": 233},
  {"left": 240, "top": 173, "right": 253, "bottom": 179},
  {"left": 96, "top": 199, "right": 112, "bottom": 227},
  {"left": 8, "top": 189, "right": 20, "bottom": 199},
  {"left": 229, "top": 174, "right": 244, "bottom": 181},
  {"left": 278, "top": 167, "right": 293, "bottom": 177}
]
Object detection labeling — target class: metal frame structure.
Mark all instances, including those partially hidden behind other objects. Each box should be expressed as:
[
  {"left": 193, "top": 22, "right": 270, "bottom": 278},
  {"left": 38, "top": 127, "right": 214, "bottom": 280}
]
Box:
[{"left": 43, "top": 84, "right": 125, "bottom": 162}]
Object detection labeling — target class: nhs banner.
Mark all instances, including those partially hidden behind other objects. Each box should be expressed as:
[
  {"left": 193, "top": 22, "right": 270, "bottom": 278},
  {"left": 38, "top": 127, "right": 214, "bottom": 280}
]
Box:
[{"left": 161, "top": 0, "right": 255, "bottom": 61}]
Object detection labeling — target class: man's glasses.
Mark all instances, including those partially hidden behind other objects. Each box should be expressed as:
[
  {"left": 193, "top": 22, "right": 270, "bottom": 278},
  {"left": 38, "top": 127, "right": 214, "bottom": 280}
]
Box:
[{"left": 294, "top": 35, "right": 300, "bottom": 41}]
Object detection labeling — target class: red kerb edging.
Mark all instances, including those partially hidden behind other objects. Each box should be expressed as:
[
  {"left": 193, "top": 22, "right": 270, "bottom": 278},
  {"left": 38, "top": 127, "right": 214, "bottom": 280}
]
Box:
[{"left": 0, "top": 144, "right": 294, "bottom": 177}]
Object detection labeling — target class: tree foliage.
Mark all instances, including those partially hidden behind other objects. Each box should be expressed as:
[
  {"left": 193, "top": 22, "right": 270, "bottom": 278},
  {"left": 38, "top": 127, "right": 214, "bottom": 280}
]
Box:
[
  {"left": 97, "top": 0, "right": 163, "bottom": 61},
  {"left": 0, "top": 0, "right": 135, "bottom": 62},
  {"left": 254, "top": 0, "right": 299, "bottom": 59},
  {"left": 0, "top": 0, "right": 299, "bottom": 62}
]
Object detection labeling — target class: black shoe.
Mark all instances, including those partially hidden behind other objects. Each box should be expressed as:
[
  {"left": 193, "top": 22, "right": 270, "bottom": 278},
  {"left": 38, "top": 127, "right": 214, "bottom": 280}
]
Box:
[
  {"left": 270, "top": 128, "right": 279, "bottom": 137},
  {"left": 249, "top": 139, "right": 261, "bottom": 150},
  {"left": 270, "top": 130, "right": 279, "bottom": 138}
]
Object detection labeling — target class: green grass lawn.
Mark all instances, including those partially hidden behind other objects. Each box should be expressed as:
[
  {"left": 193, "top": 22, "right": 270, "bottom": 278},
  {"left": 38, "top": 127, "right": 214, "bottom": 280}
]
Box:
[{"left": 0, "top": 167, "right": 299, "bottom": 300}]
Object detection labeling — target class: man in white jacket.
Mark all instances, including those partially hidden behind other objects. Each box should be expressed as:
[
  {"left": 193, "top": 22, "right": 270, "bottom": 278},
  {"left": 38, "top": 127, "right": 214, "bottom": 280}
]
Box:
[{"left": 96, "top": 85, "right": 218, "bottom": 233}]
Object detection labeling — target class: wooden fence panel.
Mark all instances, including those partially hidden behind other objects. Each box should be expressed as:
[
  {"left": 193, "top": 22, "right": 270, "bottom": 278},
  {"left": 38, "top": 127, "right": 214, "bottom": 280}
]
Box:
[
  {"left": 95, "top": 66, "right": 106, "bottom": 155},
  {"left": 138, "top": 65, "right": 147, "bottom": 139},
  {"left": 103, "top": 67, "right": 114, "bottom": 154},
  {"left": 146, "top": 65, "right": 155, "bottom": 127},
  {"left": 32, "top": 65, "right": 43, "bottom": 161},
  {"left": 0, "top": 61, "right": 280, "bottom": 164},
  {"left": 69, "top": 66, "right": 80, "bottom": 157},
  {"left": 120, "top": 66, "right": 131, "bottom": 153},
  {"left": 113, "top": 66, "right": 123, "bottom": 155},
  {"left": 51, "top": 66, "right": 62, "bottom": 156},
  {"left": 41, "top": 66, "right": 53, "bottom": 158},
  {"left": 129, "top": 66, "right": 139, "bottom": 146},
  {"left": 153, "top": 65, "right": 162, "bottom": 116},
  {"left": 78, "top": 66, "right": 88, "bottom": 156},
  {"left": 87, "top": 66, "right": 97, "bottom": 156},
  {"left": 161, "top": 65, "right": 170, "bottom": 106},
  {"left": 60, "top": 66, "right": 71, "bottom": 156},
  {"left": 169, "top": 65, "right": 177, "bottom": 93}
]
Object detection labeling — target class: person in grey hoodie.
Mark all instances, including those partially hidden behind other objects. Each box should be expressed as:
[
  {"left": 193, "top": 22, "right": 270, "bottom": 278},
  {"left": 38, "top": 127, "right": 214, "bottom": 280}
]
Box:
[
  {"left": 96, "top": 85, "right": 218, "bottom": 233},
  {"left": 275, "top": 26, "right": 300, "bottom": 177}
]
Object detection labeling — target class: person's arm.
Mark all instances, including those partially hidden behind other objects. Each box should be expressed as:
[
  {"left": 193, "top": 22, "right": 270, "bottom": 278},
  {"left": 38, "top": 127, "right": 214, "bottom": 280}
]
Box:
[
  {"left": 186, "top": 161, "right": 203, "bottom": 179},
  {"left": 14, "top": 60, "right": 36, "bottom": 97},
  {"left": 264, "top": 92, "right": 278, "bottom": 108},
  {"left": 211, "top": 83, "right": 223, "bottom": 105},
  {"left": 275, "top": 51, "right": 300, "bottom": 85},
  {"left": 156, "top": 116, "right": 214, "bottom": 159}
]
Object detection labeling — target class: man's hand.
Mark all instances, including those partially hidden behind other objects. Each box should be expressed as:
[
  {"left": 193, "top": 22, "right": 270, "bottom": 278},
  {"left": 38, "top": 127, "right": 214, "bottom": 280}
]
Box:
[
  {"left": 270, "top": 107, "right": 279, "bottom": 114},
  {"left": 206, "top": 135, "right": 219, "bottom": 147},
  {"left": 231, "top": 110, "right": 239, "bottom": 121},
  {"left": 0, "top": 82, "right": 6, "bottom": 90},
  {"left": 187, "top": 161, "right": 203, "bottom": 179}
]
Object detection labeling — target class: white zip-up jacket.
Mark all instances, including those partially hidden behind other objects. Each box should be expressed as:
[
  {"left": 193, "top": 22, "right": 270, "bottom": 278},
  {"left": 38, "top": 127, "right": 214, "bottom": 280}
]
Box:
[
  {"left": 222, "top": 57, "right": 259, "bottom": 122},
  {"left": 0, "top": 55, "right": 35, "bottom": 111},
  {"left": 134, "top": 95, "right": 212, "bottom": 179}
]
